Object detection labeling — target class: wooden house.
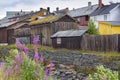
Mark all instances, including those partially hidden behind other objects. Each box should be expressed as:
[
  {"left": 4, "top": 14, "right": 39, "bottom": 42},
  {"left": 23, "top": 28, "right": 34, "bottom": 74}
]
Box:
[
  {"left": 7, "top": 21, "right": 30, "bottom": 44},
  {"left": 0, "top": 21, "right": 17, "bottom": 45},
  {"left": 98, "top": 21, "right": 120, "bottom": 35},
  {"left": 68, "top": 2, "right": 98, "bottom": 29},
  {"left": 51, "top": 29, "right": 87, "bottom": 49},
  {"left": 30, "top": 14, "right": 78, "bottom": 46},
  {"left": 90, "top": 0, "right": 120, "bottom": 28}
]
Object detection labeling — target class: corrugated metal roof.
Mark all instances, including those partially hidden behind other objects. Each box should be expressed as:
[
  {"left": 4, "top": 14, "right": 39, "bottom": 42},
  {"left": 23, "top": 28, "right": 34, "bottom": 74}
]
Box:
[
  {"left": 102, "top": 21, "right": 120, "bottom": 26},
  {"left": 0, "top": 21, "right": 17, "bottom": 28},
  {"left": 90, "top": 3, "right": 120, "bottom": 16},
  {"left": 51, "top": 29, "right": 87, "bottom": 38},
  {"left": 29, "top": 14, "right": 62, "bottom": 25},
  {"left": 68, "top": 4, "right": 98, "bottom": 17}
]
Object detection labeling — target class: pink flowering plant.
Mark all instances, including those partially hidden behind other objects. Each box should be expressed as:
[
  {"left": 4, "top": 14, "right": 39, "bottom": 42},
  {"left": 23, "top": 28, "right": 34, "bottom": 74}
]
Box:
[{"left": 0, "top": 37, "right": 55, "bottom": 80}]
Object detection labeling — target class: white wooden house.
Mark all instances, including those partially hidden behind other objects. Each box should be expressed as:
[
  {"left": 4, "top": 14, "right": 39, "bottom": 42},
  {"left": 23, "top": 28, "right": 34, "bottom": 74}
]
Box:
[{"left": 90, "top": 1, "right": 120, "bottom": 28}]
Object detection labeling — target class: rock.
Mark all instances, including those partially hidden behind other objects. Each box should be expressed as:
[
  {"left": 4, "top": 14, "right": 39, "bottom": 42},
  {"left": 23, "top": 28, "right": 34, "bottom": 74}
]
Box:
[{"left": 0, "top": 48, "right": 10, "bottom": 55}]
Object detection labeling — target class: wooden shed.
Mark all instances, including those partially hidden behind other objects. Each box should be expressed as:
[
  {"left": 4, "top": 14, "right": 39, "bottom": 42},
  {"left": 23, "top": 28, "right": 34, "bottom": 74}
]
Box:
[
  {"left": 30, "top": 14, "right": 78, "bottom": 46},
  {"left": 51, "top": 29, "right": 87, "bottom": 49},
  {"left": 0, "top": 21, "right": 17, "bottom": 45},
  {"left": 7, "top": 21, "right": 30, "bottom": 44}
]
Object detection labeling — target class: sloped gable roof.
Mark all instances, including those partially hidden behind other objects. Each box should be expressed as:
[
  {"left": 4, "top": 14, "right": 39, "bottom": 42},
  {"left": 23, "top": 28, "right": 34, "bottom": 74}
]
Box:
[
  {"left": 68, "top": 4, "right": 98, "bottom": 17},
  {"left": 90, "top": 3, "right": 120, "bottom": 16},
  {"left": 0, "top": 21, "right": 17, "bottom": 28},
  {"left": 29, "top": 14, "right": 76, "bottom": 25},
  {"left": 51, "top": 29, "right": 87, "bottom": 38}
]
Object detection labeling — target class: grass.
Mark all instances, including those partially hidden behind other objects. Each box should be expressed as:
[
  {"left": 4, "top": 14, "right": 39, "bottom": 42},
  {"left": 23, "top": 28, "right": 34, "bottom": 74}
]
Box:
[
  {"left": 1, "top": 44, "right": 120, "bottom": 56},
  {"left": 1, "top": 44, "right": 120, "bottom": 59}
]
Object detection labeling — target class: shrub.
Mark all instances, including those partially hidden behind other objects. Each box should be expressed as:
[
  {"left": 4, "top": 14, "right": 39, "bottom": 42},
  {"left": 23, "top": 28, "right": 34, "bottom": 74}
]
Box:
[
  {"left": 88, "top": 65, "right": 118, "bottom": 80},
  {"left": 87, "top": 19, "right": 99, "bottom": 35}
]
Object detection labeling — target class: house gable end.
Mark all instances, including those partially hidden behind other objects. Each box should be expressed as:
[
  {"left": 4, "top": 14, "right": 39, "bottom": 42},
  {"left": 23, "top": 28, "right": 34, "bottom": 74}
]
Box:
[{"left": 55, "top": 15, "right": 76, "bottom": 22}]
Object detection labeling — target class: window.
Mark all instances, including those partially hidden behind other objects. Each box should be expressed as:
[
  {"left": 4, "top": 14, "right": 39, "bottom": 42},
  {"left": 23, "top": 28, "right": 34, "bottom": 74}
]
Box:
[
  {"left": 86, "top": 16, "right": 89, "bottom": 21},
  {"left": 77, "top": 18, "right": 80, "bottom": 22},
  {"left": 104, "top": 14, "right": 107, "bottom": 21}
]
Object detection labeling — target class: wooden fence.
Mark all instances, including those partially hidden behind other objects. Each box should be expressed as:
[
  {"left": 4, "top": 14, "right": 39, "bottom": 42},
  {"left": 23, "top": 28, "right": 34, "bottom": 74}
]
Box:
[{"left": 80, "top": 35, "right": 120, "bottom": 52}]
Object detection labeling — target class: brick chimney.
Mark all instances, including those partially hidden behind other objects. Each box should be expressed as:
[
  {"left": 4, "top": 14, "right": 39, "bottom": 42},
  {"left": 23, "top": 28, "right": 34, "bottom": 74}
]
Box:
[{"left": 99, "top": 0, "right": 103, "bottom": 8}]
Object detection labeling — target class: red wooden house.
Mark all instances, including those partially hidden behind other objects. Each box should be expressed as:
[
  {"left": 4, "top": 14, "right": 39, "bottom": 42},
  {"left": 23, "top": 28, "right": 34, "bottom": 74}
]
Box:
[{"left": 68, "top": 2, "right": 98, "bottom": 29}]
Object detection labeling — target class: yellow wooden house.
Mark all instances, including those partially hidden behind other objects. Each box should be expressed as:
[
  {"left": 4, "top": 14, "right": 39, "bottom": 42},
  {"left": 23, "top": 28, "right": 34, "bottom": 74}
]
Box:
[
  {"left": 98, "top": 21, "right": 120, "bottom": 35},
  {"left": 30, "top": 7, "right": 50, "bottom": 21}
]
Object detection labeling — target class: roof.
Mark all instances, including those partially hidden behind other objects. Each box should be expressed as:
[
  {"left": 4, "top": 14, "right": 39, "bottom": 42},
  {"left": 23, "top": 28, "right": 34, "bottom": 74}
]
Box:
[
  {"left": 99, "top": 21, "right": 120, "bottom": 26},
  {"left": 29, "top": 14, "right": 62, "bottom": 25},
  {"left": 8, "top": 23, "right": 28, "bottom": 29},
  {"left": 51, "top": 29, "right": 87, "bottom": 38},
  {"left": 29, "top": 14, "right": 75, "bottom": 25},
  {"left": 68, "top": 4, "right": 98, "bottom": 17},
  {"left": 0, "top": 21, "right": 17, "bottom": 28},
  {"left": 90, "top": 3, "right": 120, "bottom": 16},
  {"left": 53, "top": 8, "right": 68, "bottom": 14}
]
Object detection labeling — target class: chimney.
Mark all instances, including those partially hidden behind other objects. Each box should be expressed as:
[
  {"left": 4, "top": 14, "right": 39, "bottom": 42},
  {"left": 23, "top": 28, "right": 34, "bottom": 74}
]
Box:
[
  {"left": 65, "top": 7, "right": 69, "bottom": 12},
  {"left": 88, "top": 2, "right": 92, "bottom": 6},
  {"left": 56, "top": 7, "right": 59, "bottom": 11},
  {"left": 40, "top": 8, "right": 43, "bottom": 11},
  {"left": 99, "top": 0, "right": 103, "bottom": 8},
  {"left": 47, "top": 7, "right": 50, "bottom": 14}
]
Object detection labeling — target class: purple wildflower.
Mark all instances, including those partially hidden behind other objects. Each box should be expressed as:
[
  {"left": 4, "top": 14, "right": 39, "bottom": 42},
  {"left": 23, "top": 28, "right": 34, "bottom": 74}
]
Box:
[
  {"left": 0, "top": 62, "right": 3, "bottom": 67},
  {"left": 14, "top": 55, "right": 20, "bottom": 61},
  {"left": 33, "top": 37, "right": 38, "bottom": 45},
  {"left": 23, "top": 47, "right": 28, "bottom": 53},
  {"left": 49, "top": 62, "right": 54, "bottom": 68},
  {"left": 40, "top": 56, "right": 44, "bottom": 63},
  {"left": 34, "top": 71, "right": 38, "bottom": 77},
  {"left": 16, "top": 41, "right": 22, "bottom": 49},
  {"left": 14, "top": 65, "right": 19, "bottom": 71},
  {"left": 44, "top": 68, "right": 49, "bottom": 79},
  {"left": 6, "top": 68, "right": 11, "bottom": 76},
  {"left": 34, "top": 53, "right": 39, "bottom": 61}
]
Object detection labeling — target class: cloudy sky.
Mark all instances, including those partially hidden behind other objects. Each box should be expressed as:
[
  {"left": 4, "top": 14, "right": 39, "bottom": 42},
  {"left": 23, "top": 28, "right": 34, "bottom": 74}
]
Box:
[{"left": 0, "top": 0, "right": 119, "bottom": 19}]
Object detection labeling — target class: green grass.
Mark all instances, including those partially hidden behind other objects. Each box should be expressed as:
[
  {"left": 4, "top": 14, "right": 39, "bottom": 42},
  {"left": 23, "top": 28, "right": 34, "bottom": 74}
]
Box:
[{"left": 1, "top": 44, "right": 120, "bottom": 58}]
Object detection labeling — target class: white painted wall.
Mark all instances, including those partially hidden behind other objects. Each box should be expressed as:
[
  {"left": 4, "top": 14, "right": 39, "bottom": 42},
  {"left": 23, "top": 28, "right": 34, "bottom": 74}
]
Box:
[
  {"left": 110, "top": 5, "right": 120, "bottom": 21},
  {"left": 90, "top": 5, "right": 120, "bottom": 28}
]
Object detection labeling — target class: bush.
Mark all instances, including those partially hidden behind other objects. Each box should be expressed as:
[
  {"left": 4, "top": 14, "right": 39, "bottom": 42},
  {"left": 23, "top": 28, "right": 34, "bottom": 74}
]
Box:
[
  {"left": 87, "top": 19, "right": 99, "bottom": 35},
  {"left": 88, "top": 65, "right": 118, "bottom": 80}
]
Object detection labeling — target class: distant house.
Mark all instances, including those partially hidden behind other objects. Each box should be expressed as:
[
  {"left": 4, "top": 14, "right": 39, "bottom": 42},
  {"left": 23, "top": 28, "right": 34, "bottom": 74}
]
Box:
[
  {"left": 0, "top": 10, "right": 30, "bottom": 24},
  {"left": 29, "top": 14, "right": 78, "bottom": 46},
  {"left": 68, "top": 2, "right": 98, "bottom": 29},
  {"left": 90, "top": 0, "right": 120, "bottom": 28},
  {"left": 51, "top": 29, "right": 87, "bottom": 49},
  {"left": 98, "top": 21, "right": 120, "bottom": 34}
]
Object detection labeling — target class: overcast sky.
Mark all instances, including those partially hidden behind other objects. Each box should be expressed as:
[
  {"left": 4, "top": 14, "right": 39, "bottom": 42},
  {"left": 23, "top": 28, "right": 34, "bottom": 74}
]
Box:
[{"left": 0, "top": 0, "right": 119, "bottom": 19}]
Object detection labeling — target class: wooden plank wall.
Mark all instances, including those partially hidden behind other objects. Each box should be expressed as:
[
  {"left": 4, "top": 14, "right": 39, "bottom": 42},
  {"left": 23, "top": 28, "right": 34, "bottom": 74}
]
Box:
[
  {"left": 7, "top": 29, "right": 15, "bottom": 44},
  {"left": 0, "top": 28, "right": 7, "bottom": 43},
  {"left": 52, "top": 37, "right": 81, "bottom": 50},
  {"left": 80, "top": 35, "right": 119, "bottom": 52},
  {"left": 31, "top": 22, "right": 77, "bottom": 46}
]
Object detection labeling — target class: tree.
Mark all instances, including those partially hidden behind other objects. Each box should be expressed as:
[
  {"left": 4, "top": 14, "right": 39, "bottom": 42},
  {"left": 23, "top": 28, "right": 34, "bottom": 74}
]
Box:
[{"left": 87, "top": 19, "right": 99, "bottom": 34}]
